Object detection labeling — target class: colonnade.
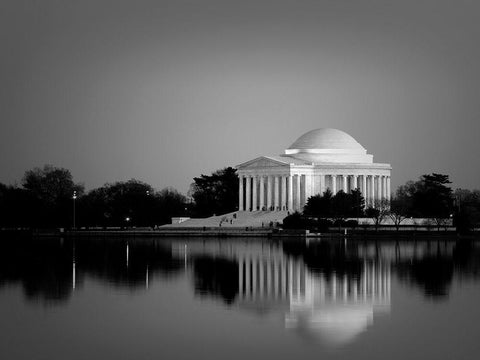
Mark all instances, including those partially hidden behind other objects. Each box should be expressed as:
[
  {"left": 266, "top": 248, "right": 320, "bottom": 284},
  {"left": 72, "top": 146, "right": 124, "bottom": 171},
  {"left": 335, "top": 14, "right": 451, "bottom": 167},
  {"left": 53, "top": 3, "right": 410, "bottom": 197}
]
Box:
[
  {"left": 238, "top": 255, "right": 391, "bottom": 304},
  {"left": 238, "top": 255, "right": 290, "bottom": 300},
  {"left": 239, "top": 173, "right": 391, "bottom": 211}
]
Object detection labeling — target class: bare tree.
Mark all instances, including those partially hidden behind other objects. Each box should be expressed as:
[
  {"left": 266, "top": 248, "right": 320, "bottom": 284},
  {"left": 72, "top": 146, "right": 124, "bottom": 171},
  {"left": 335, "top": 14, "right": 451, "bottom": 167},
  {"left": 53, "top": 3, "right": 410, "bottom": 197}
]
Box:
[
  {"left": 433, "top": 217, "right": 451, "bottom": 231},
  {"left": 389, "top": 197, "right": 409, "bottom": 231},
  {"left": 365, "top": 199, "right": 390, "bottom": 231}
]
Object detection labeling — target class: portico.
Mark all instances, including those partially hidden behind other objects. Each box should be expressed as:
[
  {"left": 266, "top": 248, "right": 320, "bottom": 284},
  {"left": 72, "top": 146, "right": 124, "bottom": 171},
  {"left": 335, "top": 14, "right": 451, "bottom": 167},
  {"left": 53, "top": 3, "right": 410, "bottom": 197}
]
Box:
[{"left": 237, "top": 128, "right": 391, "bottom": 212}]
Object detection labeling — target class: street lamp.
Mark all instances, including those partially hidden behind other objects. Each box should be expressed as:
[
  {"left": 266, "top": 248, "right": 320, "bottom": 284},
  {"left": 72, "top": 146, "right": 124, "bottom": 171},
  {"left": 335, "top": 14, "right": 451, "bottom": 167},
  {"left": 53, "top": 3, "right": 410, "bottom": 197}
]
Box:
[{"left": 72, "top": 190, "right": 77, "bottom": 230}]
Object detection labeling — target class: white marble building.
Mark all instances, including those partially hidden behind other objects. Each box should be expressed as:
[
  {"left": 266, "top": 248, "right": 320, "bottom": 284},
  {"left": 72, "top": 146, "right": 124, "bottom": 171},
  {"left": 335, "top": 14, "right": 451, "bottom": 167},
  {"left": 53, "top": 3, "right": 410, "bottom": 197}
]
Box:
[{"left": 236, "top": 128, "right": 392, "bottom": 212}]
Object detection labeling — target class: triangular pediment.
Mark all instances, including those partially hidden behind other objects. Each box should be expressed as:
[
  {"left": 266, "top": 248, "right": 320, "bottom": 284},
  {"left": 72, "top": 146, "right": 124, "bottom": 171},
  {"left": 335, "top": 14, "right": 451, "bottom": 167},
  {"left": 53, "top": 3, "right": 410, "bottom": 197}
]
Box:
[{"left": 236, "top": 156, "right": 289, "bottom": 169}]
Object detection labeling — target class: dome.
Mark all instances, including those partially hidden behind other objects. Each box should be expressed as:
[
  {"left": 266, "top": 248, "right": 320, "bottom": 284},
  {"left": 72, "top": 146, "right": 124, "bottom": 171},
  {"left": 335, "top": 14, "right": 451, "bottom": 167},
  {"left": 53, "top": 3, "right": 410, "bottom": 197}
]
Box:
[
  {"left": 288, "top": 128, "right": 365, "bottom": 151},
  {"left": 283, "top": 128, "right": 372, "bottom": 164},
  {"left": 286, "top": 306, "right": 374, "bottom": 347}
]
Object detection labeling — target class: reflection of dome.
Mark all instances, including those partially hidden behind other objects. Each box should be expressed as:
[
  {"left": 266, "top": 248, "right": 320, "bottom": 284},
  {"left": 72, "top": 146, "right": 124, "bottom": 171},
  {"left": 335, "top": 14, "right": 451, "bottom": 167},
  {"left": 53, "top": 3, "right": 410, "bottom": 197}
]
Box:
[
  {"left": 288, "top": 128, "right": 365, "bottom": 151},
  {"left": 283, "top": 128, "right": 373, "bottom": 163},
  {"left": 285, "top": 305, "right": 375, "bottom": 347}
]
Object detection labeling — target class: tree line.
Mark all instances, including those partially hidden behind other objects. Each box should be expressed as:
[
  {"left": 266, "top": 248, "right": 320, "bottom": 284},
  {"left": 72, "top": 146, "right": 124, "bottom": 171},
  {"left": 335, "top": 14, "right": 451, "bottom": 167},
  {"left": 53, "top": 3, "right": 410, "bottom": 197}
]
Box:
[
  {"left": 1, "top": 165, "right": 479, "bottom": 232},
  {"left": 285, "top": 173, "right": 480, "bottom": 233},
  {"left": 0, "top": 165, "right": 238, "bottom": 229}
]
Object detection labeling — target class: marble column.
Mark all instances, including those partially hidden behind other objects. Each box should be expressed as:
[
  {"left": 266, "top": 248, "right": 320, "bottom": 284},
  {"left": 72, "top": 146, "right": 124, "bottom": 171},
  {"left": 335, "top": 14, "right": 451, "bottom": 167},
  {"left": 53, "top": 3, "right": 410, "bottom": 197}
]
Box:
[
  {"left": 343, "top": 175, "right": 348, "bottom": 193},
  {"left": 366, "top": 176, "right": 370, "bottom": 207},
  {"left": 259, "top": 176, "right": 265, "bottom": 210},
  {"left": 266, "top": 175, "right": 272, "bottom": 209},
  {"left": 371, "top": 175, "right": 376, "bottom": 207},
  {"left": 296, "top": 175, "right": 301, "bottom": 211},
  {"left": 307, "top": 174, "right": 315, "bottom": 203},
  {"left": 304, "top": 174, "right": 310, "bottom": 202},
  {"left": 378, "top": 176, "right": 382, "bottom": 201},
  {"left": 320, "top": 174, "right": 325, "bottom": 195},
  {"left": 376, "top": 176, "right": 380, "bottom": 201},
  {"left": 367, "top": 175, "right": 371, "bottom": 207},
  {"left": 378, "top": 176, "right": 382, "bottom": 200},
  {"left": 312, "top": 174, "right": 318, "bottom": 196},
  {"left": 309, "top": 174, "right": 315, "bottom": 199},
  {"left": 288, "top": 175, "right": 293, "bottom": 211},
  {"left": 382, "top": 176, "right": 387, "bottom": 200},
  {"left": 380, "top": 176, "right": 383, "bottom": 201},
  {"left": 384, "top": 176, "right": 388, "bottom": 200},
  {"left": 362, "top": 175, "right": 367, "bottom": 201},
  {"left": 353, "top": 175, "right": 358, "bottom": 190},
  {"left": 332, "top": 175, "right": 337, "bottom": 194},
  {"left": 245, "top": 176, "right": 251, "bottom": 211},
  {"left": 387, "top": 176, "right": 391, "bottom": 201},
  {"left": 239, "top": 175, "right": 244, "bottom": 211},
  {"left": 252, "top": 176, "right": 257, "bottom": 211},
  {"left": 379, "top": 176, "right": 383, "bottom": 202},
  {"left": 281, "top": 176, "right": 287, "bottom": 211},
  {"left": 274, "top": 176, "right": 279, "bottom": 210}
]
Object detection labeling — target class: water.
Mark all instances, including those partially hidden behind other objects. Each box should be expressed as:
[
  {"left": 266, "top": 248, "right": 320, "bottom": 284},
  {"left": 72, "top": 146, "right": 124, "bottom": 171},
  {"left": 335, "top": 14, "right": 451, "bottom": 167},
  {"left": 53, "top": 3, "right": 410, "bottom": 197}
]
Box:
[{"left": 1, "top": 236, "right": 479, "bottom": 360}]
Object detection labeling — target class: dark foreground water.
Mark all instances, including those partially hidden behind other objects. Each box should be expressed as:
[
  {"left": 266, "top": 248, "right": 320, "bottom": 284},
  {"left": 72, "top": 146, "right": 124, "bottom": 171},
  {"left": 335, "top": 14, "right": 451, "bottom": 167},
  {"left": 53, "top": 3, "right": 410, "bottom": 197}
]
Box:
[{"left": 1, "top": 236, "right": 479, "bottom": 360}]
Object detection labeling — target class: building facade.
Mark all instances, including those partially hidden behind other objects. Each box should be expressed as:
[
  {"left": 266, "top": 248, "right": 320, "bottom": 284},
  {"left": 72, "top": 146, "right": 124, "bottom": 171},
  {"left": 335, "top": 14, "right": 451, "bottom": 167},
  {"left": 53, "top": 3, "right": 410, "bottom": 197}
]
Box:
[{"left": 236, "top": 128, "right": 392, "bottom": 212}]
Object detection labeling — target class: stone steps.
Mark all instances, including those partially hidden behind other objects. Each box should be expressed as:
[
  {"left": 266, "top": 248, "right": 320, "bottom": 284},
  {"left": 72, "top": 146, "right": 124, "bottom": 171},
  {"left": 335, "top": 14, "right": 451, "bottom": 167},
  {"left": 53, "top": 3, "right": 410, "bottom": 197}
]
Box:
[{"left": 162, "top": 211, "right": 289, "bottom": 228}]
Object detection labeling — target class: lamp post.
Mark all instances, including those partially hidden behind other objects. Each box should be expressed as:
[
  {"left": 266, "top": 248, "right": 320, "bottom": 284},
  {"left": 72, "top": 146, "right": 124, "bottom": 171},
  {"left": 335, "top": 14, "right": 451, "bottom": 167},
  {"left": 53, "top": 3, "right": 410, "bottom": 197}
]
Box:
[
  {"left": 72, "top": 190, "right": 77, "bottom": 230},
  {"left": 146, "top": 190, "right": 151, "bottom": 227}
]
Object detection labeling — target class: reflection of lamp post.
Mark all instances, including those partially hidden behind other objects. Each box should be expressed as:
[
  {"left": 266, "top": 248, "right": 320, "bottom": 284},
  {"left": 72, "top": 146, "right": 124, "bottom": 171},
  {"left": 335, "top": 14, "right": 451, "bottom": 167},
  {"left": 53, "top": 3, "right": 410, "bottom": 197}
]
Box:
[{"left": 72, "top": 191, "right": 77, "bottom": 230}]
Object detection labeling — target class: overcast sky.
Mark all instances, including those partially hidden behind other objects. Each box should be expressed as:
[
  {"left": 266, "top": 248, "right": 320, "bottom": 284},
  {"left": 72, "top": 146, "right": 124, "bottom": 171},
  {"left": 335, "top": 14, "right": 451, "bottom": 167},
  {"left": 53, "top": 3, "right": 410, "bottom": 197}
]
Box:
[{"left": 1, "top": 0, "right": 479, "bottom": 193}]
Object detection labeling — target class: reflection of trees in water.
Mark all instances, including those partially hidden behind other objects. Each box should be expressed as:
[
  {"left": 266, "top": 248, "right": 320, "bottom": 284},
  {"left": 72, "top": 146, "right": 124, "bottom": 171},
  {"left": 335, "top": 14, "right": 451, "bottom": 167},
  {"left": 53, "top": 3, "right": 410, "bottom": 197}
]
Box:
[
  {"left": 76, "top": 239, "right": 184, "bottom": 287},
  {"left": 0, "top": 237, "right": 74, "bottom": 304},
  {"left": 192, "top": 256, "right": 238, "bottom": 304},
  {"left": 282, "top": 241, "right": 363, "bottom": 280},
  {"left": 3, "top": 236, "right": 480, "bottom": 306},
  {"left": 452, "top": 241, "right": 480, "bottom": 277},
  {"left": 396, "top": 256, "right": 453, "bottom": 299},
  {"left": 282, "top": 238, "right": 480, "bottom": 300},
  {"left": 0, "top": 237, "right": 184, "bottom": 305},
  {"left": 395, "top": 240, "right": 480, "bottom": 299}
]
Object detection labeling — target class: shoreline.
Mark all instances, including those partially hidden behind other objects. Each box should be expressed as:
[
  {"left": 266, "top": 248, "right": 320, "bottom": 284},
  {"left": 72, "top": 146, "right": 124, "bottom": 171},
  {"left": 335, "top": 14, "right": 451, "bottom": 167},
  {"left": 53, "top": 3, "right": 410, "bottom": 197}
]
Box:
[{"left": 2, "top": 228, "right": 479, "bottom": 241}]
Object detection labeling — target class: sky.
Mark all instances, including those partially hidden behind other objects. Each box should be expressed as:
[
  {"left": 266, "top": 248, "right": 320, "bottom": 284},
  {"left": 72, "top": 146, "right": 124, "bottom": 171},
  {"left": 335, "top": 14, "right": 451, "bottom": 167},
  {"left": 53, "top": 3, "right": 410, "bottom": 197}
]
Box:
[{"left": 1, "top": 0, "right": 479, "bottom": 194}]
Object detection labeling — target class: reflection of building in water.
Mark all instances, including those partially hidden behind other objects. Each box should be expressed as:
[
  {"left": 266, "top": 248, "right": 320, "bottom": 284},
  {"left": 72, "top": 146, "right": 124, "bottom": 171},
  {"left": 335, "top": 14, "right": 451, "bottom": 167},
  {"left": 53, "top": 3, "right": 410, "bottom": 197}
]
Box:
[
  {"left": 238, "top": 253, "right": 290, "bottom": 301},
  {"left": 238, "top": 256, "right": 390, "bottom": 305},
  {"left": 237, "top": 254, "right": 390, "bottom": 346},
  {"left": 176, "top": 240, "right": 391, "bottom": 347}
]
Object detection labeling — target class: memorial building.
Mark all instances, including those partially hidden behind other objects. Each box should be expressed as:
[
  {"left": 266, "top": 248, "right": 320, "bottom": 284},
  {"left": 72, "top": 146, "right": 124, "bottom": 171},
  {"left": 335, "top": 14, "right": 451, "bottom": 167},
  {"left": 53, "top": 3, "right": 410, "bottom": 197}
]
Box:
[{"left": 236, "top": 128, "right": 391, "bottom": 212}]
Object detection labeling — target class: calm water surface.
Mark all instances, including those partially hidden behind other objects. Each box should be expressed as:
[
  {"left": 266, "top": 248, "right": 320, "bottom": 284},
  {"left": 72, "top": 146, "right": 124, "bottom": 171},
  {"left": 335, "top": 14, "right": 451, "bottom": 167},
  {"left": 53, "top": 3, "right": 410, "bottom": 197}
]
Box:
[{"left": 1, "top": 236, "right": 479, "bottom": 360}]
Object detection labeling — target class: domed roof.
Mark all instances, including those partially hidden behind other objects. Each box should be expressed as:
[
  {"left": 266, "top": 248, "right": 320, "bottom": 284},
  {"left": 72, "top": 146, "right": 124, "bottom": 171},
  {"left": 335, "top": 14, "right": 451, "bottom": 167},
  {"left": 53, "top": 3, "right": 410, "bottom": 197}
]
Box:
[
  {"left": 287, "top": 306, "right": 374, "bottom": 347},
  {"left": 288, "top": 128, "right": 365, "bottom": 150}
]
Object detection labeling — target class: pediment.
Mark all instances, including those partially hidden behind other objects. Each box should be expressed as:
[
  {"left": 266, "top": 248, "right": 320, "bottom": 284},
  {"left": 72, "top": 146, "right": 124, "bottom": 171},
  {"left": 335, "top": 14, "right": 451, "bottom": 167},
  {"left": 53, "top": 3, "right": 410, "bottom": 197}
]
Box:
[{"left": 236, "top": 156, "right": 289, "bottom": 169}]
